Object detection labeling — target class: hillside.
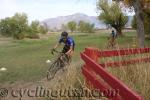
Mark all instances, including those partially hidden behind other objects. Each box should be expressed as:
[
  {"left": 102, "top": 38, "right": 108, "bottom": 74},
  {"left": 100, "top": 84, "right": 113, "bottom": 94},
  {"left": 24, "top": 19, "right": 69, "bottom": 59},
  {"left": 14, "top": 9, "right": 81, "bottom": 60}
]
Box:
[
  {"left": 42, "top": 13, "right": 133, "bottom": 30},
  {"left": 42, "top": 13, "right": 106, "bottom": 30}
]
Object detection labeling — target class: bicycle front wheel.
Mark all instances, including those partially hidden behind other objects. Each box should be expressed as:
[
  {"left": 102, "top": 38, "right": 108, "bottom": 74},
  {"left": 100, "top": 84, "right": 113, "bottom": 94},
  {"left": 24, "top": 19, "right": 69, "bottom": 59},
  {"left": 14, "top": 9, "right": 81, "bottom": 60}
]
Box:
[{"left": 47, "top": 61, "right": 60, "bottom": 80}]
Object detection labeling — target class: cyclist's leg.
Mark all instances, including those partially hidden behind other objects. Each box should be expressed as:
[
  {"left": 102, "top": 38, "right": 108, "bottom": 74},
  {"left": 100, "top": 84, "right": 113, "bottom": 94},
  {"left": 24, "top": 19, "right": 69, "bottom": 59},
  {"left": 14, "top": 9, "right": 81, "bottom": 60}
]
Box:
[
  {"left": 114, "top": 38, "right": 116, "bottom": 44},
  {"left": 66, "top": 46, "right": 74, "bottom": 63},
  {"left": 111, "top": 37, "right": 115, "bottom": 47},
  {"left": 62, "top": 45, "right": 69, "bottom": 53},
  {"left": 69, "top": 46, "right": 74, "bottom": 63},
  {"left": 59, "top": 56, "right": 65, "bottom": 67},
  {"left": 66, "top": 51, "right": 72, "bottom": 64},
  {"left": 61, "top": 45, "right": 72, "bottom": 65},
  {"left": 107, "top": 37, "right": 112, "bottom": 49},
  {"left": 59, "top": 45, "right": 68, "bottom": 67}
]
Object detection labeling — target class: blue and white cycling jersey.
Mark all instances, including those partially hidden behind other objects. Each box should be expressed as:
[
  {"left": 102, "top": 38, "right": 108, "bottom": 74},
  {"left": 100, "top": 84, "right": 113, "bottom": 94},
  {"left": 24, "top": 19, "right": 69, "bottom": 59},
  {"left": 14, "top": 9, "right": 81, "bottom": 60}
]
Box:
[{"left": 59, "top": 36, "right": 75, "bottom": 49}]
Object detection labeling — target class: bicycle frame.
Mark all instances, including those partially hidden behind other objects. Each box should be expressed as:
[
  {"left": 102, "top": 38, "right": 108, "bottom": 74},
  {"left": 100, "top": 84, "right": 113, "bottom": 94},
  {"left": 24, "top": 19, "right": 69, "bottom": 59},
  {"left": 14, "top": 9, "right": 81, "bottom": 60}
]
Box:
[{"left": 47, "top": 49, "right": 71, "bottom": 80}]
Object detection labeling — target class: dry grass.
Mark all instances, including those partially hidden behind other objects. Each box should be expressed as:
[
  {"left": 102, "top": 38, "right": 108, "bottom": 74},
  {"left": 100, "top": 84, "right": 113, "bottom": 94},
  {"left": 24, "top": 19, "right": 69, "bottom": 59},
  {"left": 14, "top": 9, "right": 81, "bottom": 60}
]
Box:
[
  {"left": 43, "top": 61, "right": 84, "bottom": 100},
  {"left": 44, "top": 61, "right": 107, "bottom": 100},
  {"left": 105, "top": 55, "right": 150, "bottom": 100},
  {"left": 0, "top": 32, "right": 149, "bottom": 100},
  {"left": 76, "top": 50, "right": 150, "bottom": 100},
  {"left": 53, "top": 53, "right": 150, "bottom": 100}
]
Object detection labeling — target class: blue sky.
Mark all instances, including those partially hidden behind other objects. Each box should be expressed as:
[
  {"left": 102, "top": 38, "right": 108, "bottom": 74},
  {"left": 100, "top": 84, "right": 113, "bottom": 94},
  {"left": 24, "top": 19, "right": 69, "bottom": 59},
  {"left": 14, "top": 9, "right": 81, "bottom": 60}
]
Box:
[{"left": 0, "top": 0, "right": 98, "bottom": 21}]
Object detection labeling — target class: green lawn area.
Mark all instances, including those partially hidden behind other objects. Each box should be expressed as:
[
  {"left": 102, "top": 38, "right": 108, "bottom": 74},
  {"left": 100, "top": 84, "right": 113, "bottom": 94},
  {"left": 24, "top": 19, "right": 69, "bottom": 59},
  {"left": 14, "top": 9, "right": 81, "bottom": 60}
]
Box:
[{"left": 0, "top": 31, "right": 150, "bottom": 83}]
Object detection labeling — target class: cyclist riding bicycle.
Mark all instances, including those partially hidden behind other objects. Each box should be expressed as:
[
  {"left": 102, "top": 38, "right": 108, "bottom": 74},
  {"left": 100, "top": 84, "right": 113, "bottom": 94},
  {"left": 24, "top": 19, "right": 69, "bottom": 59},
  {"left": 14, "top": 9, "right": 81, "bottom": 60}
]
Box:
[
  {"left": 107, "top": 30, "right": 117, "bottom": 48},
  {"left": 112, "top": 30, "right": 116, "bottom": 40},
  {"left": 51, "top": 31, "right": 75, "bottom": 58}
]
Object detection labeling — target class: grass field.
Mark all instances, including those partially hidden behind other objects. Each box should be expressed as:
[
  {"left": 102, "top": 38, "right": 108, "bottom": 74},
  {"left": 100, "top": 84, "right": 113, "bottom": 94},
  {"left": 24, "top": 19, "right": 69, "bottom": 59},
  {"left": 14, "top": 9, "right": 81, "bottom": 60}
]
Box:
[
  {"left": 0, "top": 31, "right": 150, "bottom": 99},
  {"left": 0, "top": 31, "right": 150, "bottom": 82}
]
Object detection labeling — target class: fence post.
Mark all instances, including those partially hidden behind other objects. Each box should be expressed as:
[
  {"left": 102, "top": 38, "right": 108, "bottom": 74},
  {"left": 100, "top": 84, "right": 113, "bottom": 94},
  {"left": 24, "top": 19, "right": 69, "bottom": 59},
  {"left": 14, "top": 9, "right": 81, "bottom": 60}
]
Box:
[
  {"left": 84, "top": 47, "right": 99, "bottom": 62},
  {"left": 84, "top": 47, "right": 99, "bottom": 89}
]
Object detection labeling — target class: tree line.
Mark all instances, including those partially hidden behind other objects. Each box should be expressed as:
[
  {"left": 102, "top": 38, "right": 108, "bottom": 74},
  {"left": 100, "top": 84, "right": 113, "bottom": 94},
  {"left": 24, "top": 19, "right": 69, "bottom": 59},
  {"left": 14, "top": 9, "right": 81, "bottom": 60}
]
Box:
[
  {"left": 1, "top": 0, "right": 149, "bottom": 46},
  {"left": 0, "top": 13, "right": 95, "bottom": 40},
  {"left": 97, "top": 0, "right": 128, "bottom": 36},
  {"left": 64, "top": 21, "right": 95, "bottom": 33},
  {"left": 0, "top": 13, "right": 48, "bottom": 39}
]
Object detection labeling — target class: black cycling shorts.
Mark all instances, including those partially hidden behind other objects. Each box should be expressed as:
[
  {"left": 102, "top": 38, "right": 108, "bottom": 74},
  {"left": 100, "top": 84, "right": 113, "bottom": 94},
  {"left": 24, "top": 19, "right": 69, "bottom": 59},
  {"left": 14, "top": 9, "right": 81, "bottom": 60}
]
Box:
[{"left": 62, "top": 45, "right": 74, "bottom": 53}]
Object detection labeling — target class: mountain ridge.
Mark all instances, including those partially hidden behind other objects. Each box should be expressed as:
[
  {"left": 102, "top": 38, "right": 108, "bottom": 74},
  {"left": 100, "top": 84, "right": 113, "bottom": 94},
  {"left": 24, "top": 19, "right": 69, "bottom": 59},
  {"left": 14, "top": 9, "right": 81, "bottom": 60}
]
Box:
[{"left": 42, "top": 13, "right": 133, "bottom": 30}]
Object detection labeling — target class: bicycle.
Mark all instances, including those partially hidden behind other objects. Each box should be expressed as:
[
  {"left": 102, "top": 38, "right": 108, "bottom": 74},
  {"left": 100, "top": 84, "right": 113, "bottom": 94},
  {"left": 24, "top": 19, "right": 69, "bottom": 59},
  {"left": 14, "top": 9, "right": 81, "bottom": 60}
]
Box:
[
  {"left": 106, "top": 36, "right": 118, "bottom": 49},
  {"left": 47, "top": 49, "right": 71, "bottom": 80}
]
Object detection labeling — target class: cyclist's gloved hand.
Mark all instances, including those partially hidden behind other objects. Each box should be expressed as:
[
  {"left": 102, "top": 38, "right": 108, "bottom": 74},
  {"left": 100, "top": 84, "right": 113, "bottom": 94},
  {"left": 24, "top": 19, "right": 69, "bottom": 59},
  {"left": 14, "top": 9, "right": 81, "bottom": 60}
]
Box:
[{"left": 51, "top": 48, "right": 55, "bottom": 55}]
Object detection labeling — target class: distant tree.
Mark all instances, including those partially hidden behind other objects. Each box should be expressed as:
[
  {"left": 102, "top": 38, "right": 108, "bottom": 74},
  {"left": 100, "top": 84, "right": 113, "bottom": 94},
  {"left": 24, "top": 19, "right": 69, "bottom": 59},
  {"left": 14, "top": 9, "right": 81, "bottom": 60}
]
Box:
[
  {"left": 0, "top": 12, "right": 48, "bottom": 39},
  {"left": 123, "top": 0, "right": 150, "bottom": 35},
  {"left": 27, "top": 20, "right": 40, "bottom": 39},
  {"left": 113, "top": 0, "right": 146, "bottom": 47},
  {"left": 0, "top": 17, "right": 12, "bottom": 37},
  {"left": 132, "top": 14, "right": 150, "bottom": 35},
  {"left": 12, "top": 13, "right": 29, "bottom": 39},
  {"left": 97, "top": 0, "right": 128, "bottom": 35},
  {"left": 31, "top": 20, "right": 39, "bottom": 33},
  {"left": 85, "top": 23, "right": 95, "bottom": 33},
  {"left": 39, "top": 25, "right": 48, "bottom": 34},
  {"left": 78, "top": 21, "right": 95, "bottom": 33},
  {"left": 0, "top": 13, "right": 28, "bottom": 39},
  {"left": 78, "top": 21, "right": 85, "bottom": 32},
  {"left": 67, "top": 21, "right": 77, "bottom": 32}
]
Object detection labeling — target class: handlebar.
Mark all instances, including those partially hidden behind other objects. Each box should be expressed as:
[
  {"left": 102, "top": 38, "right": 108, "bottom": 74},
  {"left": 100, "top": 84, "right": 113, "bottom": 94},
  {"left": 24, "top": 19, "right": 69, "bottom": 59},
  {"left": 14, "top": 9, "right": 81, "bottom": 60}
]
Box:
[{"left": 51, "top": 49, "right": 63, "bottom": 55}]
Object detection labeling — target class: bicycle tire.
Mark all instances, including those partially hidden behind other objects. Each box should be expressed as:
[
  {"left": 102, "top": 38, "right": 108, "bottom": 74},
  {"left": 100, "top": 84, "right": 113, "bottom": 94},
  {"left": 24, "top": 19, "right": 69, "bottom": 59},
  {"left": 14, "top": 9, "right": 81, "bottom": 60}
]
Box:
[
  {"left": 48, "top": 60, "right": 56, "bottom": 71},
  {"left": 47, "top": 61, "right": 60, "bottom": 80},
  {"left": 47, "top": 53, "right": 71, "bottom": 80},
  {"left": 51, "top": 59, "right": 66, "bottom": 78}
]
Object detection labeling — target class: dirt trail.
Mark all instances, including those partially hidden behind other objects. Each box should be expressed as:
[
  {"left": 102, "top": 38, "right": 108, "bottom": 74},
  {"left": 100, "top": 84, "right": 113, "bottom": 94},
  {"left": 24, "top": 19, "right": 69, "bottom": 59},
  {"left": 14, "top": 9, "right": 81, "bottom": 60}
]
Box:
[
  {"left": 0, "top": 38, "right": 13, "bottom": 46},
  {"left": 0, "top": 62, "right": 80, "bottom": 100}
]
